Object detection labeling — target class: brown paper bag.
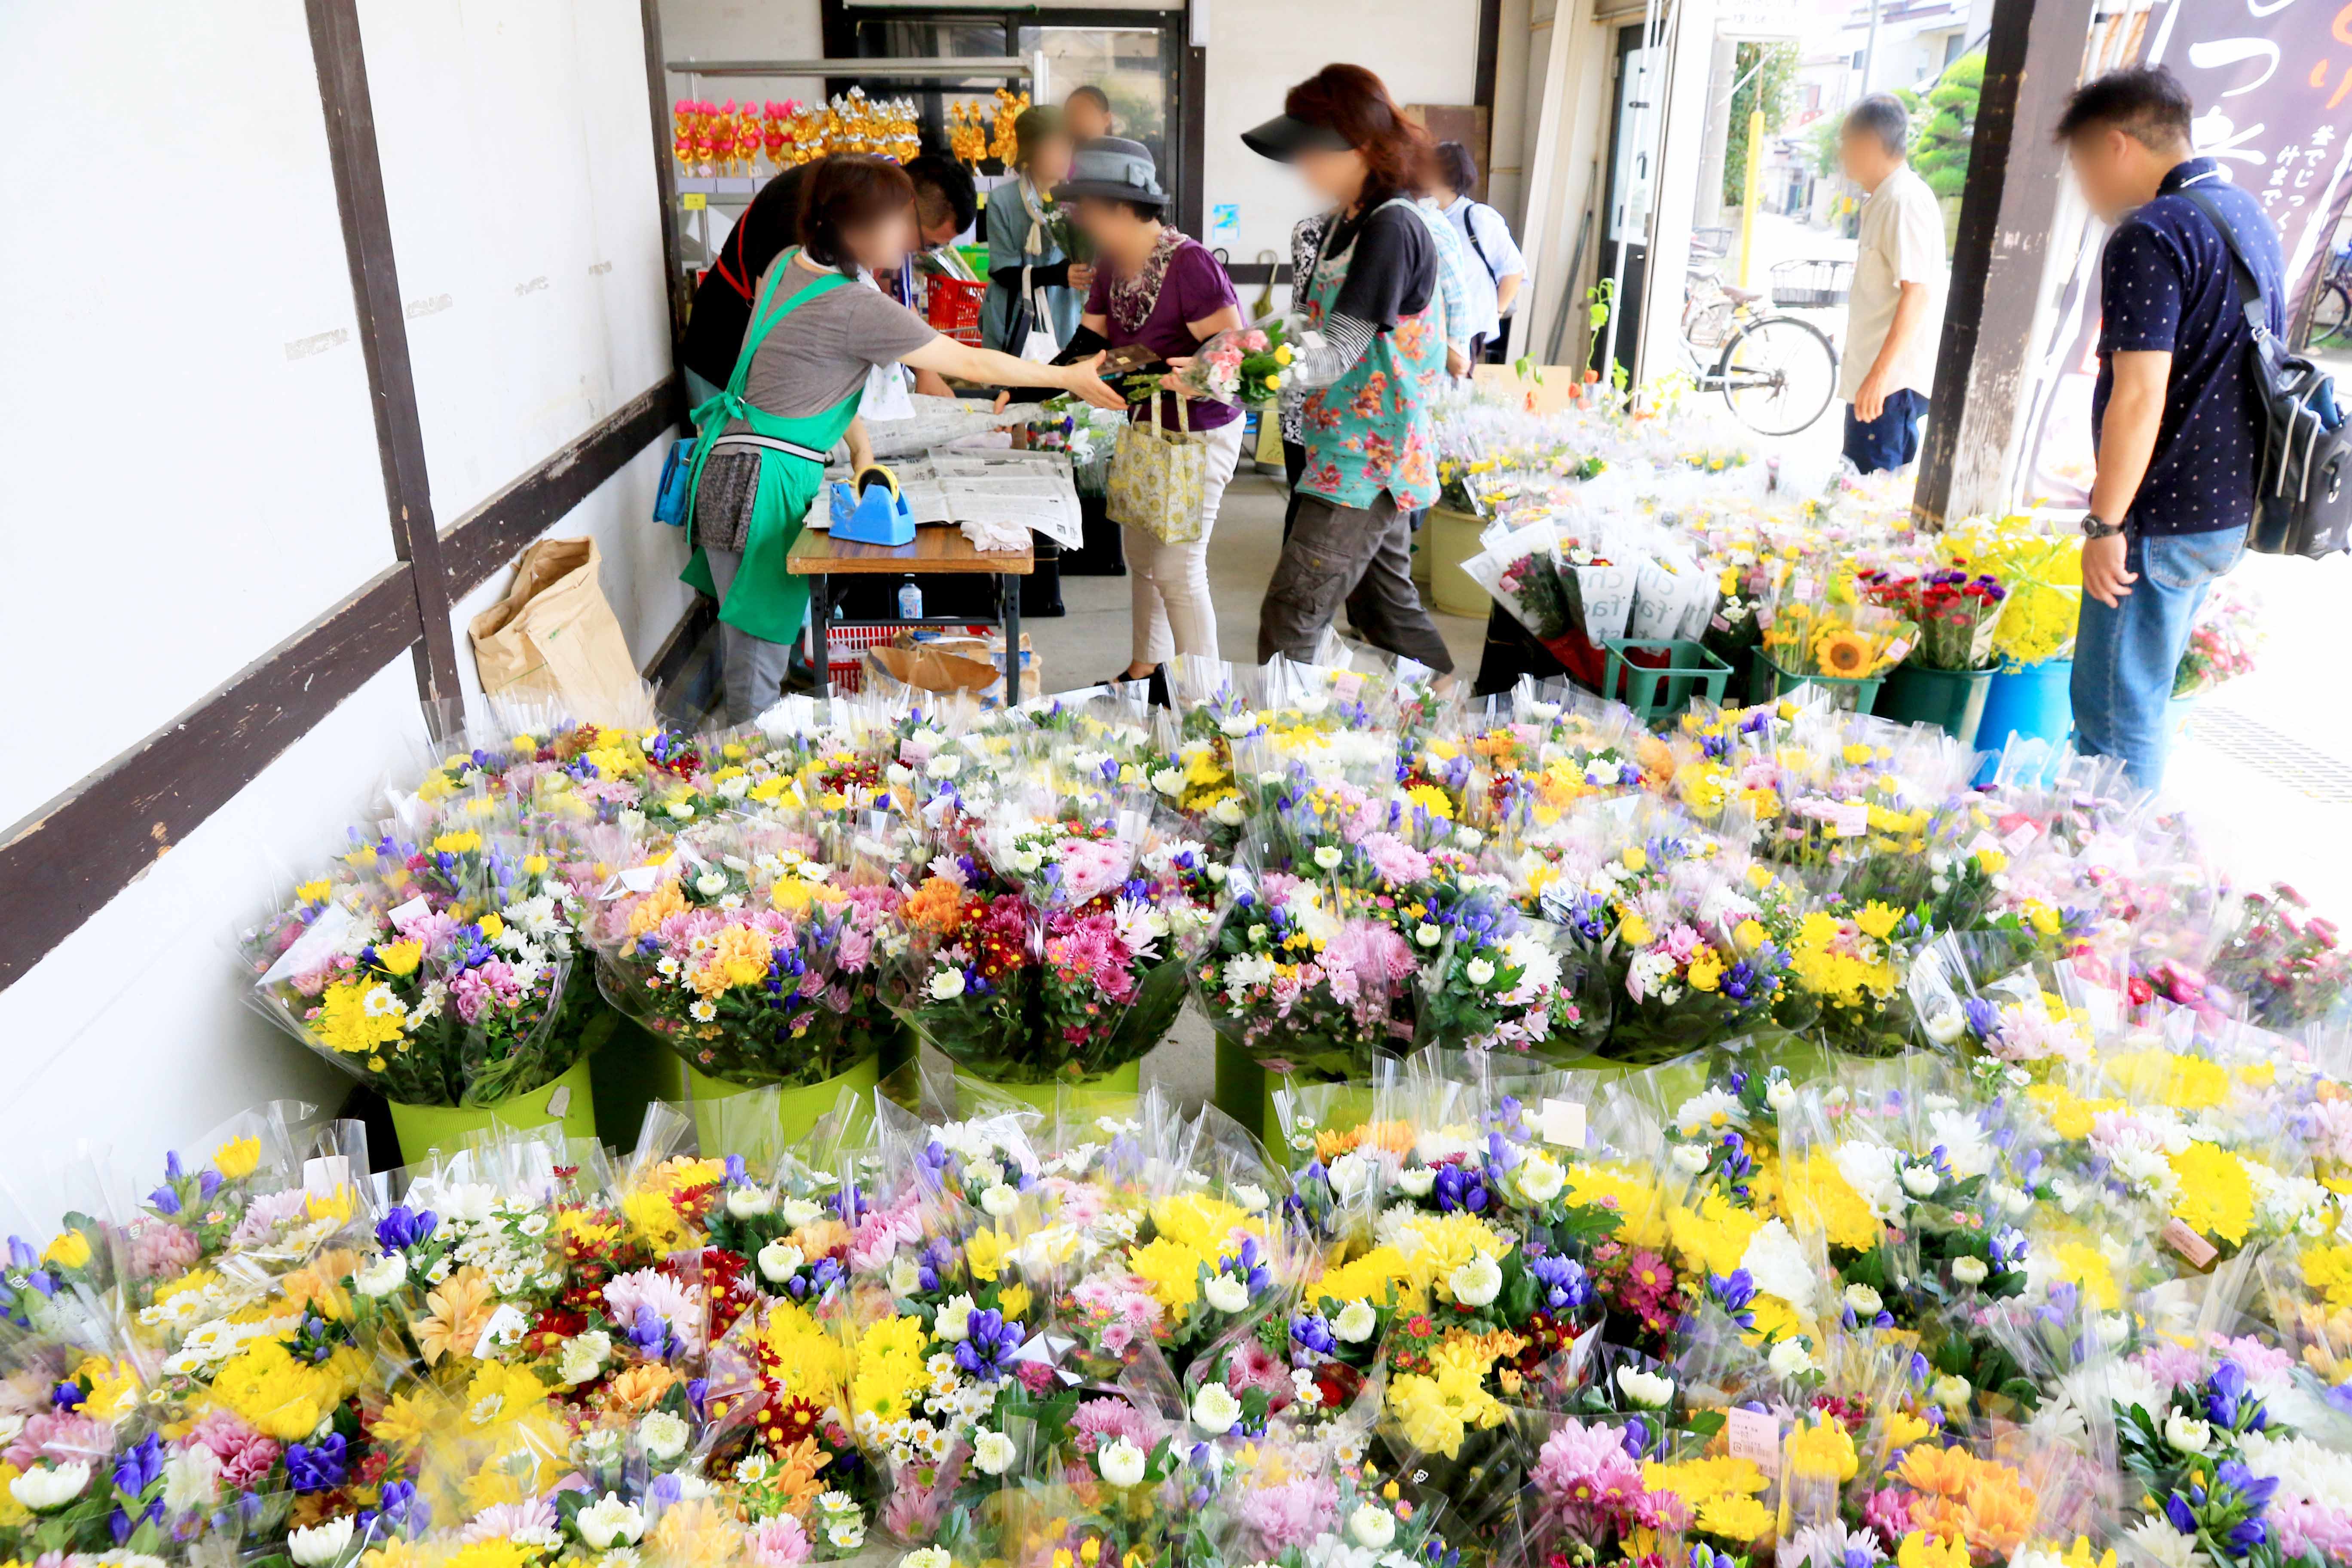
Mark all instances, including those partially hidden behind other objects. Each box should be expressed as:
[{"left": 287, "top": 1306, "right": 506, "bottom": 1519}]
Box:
[
  {"left": 866, "top": 631, "right": 1041, "bottom": 707},
  {"left": 466, "top": 537, "right": 652, "bottom": 725}
]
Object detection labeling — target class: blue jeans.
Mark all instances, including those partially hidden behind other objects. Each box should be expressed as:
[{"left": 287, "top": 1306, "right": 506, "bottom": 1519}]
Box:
[
  {"left": 1841, "top": 388, "right": 1926, "bottom": 474},
  {"left": 2071, "top": 526, "right": 2246, "bottom": 791}
]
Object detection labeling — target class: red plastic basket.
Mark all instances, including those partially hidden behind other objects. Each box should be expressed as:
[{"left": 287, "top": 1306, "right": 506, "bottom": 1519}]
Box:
[{"left": 924, "top": 277, "right": 987, "bottom": 346}]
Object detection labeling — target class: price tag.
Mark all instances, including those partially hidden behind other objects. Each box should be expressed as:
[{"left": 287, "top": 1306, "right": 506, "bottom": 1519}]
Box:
[
  {"left": 1332, "top": 672, "right": 1366, "bottom": 704},
  {"left": 1832, "top": 801, "right": 1871, "bottom": 837},
  {"left": 1882, "top": 637, "right": 1912, "bottom": 664},
  {"left": 302, "top": 1155, "right": 350, "bottom": 1200},
  {"left": 474, "top": 1303, "right": 529, "bottom": 1358},
  {"left": 2003, "top": 823, "right": 2039, "bottom": 854},
  {"left": 388, "top": 895, "right": 431, "bottom": 927},
  {"left": 1725, "top": 1407, "right": 1781, "bottom": 1476},
  {"left": 1757, "top": 605, "right": 1775, "bottom": 628},
  {"left": 680, "top": 192, "right": 707, "bottom": 211},
  {"left": 545, "top": 1083, "right": 573, "bottom": 1118},
  {"left": 1709, "top": 615, "right": 1730, "bottom": 633},
  {"left": 2161, "top": 1218, "right": 2218, "bottom": 1268},
  {"left": 1966, "top": 833, "right": 2005, "bottom": 861},
  {"left": 260, "top": 902, "right": 354, "bottom": 986},
  {"left": 1533, "top": 1099, "right": 1586, "bottom": 1149}
]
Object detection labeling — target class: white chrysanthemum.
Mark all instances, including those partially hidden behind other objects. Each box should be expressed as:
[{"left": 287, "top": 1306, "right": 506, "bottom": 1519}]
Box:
[{"left": 1738, "top": 1218, "right": 1819, "bottom": 1316}]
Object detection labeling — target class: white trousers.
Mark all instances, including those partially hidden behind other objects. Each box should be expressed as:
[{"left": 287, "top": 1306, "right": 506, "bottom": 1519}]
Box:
[{"left": 1124, "top": 417, "right": 1248, "bottom": 668}]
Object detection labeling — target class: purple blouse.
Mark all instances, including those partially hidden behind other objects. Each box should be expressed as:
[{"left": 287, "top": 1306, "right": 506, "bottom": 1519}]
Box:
[{"left": 1086, "top": 235, "right": 1242, "bottom": 431}]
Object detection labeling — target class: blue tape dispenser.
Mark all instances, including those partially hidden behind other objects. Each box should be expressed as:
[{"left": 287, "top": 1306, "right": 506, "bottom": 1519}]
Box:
[{"left": 827, "top": 463, "right": 915, "bottom": 546}]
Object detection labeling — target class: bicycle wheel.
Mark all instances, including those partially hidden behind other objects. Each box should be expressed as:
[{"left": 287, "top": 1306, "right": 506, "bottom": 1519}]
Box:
[
  {"left": 1716, "top": 314, "right": 1838, "bottom": 437},
  {"left": 2312, "top": 282, "right": 2352, "bottom": 346}
]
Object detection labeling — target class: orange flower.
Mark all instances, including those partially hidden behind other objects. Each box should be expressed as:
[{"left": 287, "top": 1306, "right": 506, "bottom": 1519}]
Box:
[
  {"left": 626, "top": 880, "right": 689, "bottom": 939},
  {"left": 901, "top": 876, "right": 969, "bottom": 935},
  {"left": 282, "top": 1248, "right": 361, "bottom": 1321},
  {"left": 602, "top": 1362, "right": 680, "bottom": 1414},
  {"left": 412, "top": 1268, "right": 496, "bottom": 1366}
]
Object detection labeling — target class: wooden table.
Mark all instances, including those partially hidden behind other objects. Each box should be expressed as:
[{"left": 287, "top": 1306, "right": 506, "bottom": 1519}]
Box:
[{"left": 786, "top": 524, "right": 1035, "bottom": 702}]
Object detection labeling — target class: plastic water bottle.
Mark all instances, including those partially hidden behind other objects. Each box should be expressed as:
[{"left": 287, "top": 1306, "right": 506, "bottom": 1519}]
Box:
[{"left": 897, "top": 576, "right": 923, "bottom": 620}]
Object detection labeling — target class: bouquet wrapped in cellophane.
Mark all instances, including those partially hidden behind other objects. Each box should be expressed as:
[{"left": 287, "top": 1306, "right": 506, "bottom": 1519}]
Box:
[{"left": 240, "top": 811, "right": 584, "bottom": 1109}]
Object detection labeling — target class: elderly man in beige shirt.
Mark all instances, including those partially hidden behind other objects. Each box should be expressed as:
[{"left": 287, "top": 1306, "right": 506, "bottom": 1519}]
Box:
[{"left": 1836, "top": 94, "right": 1947, "bottom": 473}]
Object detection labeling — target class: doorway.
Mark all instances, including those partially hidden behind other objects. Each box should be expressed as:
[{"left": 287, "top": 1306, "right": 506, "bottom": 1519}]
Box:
[{"left": 1591, "top": 20, "right": 1659, "bottom": 388}]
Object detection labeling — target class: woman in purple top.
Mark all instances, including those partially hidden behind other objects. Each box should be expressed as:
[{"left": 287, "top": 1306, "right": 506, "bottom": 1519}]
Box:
[{"left": 1061, "top": 138, "right": 1247, "bottom": 682}]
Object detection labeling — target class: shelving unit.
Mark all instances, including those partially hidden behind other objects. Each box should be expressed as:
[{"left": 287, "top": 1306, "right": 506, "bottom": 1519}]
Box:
[{"left": 663, "top": 54, "right": 1042, "bottom": 272}]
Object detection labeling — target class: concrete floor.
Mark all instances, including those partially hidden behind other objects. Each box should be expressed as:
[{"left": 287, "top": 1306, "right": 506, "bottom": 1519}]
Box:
[
  {"left": 1019, "top": 466, "right": 1492, "bottom": 1110},
  {"left": 1023, "top": 466, "right": 1491, "bottom": 689}
]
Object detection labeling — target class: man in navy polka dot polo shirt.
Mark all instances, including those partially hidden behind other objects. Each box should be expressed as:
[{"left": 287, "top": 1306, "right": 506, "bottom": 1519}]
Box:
[{"left": 2058, "top": 65, "right": 2283, "bottom": 792}]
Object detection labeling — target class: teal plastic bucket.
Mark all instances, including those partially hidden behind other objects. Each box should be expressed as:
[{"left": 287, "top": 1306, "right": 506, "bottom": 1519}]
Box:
[{"left": 1972, "top": 657, "right": 2074, "bottom": 781}]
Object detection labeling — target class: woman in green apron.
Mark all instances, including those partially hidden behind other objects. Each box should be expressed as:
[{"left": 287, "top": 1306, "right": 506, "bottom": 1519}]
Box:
[{"left": 681, "top": 155, "right": 1126, "bottom": 723}]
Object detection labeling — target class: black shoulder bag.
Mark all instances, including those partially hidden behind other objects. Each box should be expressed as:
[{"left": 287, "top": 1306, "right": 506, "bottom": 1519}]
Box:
[{"left": 2180, "top": 186, "right": 2352, "bottom": 558}]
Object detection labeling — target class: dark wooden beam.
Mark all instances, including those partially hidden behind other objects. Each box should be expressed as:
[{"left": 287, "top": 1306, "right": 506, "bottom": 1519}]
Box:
[
  {"left": 440, "top": 377, "right": 683, "bottom": 597},
  {"left": 641, "top": 0, "right": 689, "bottom": 345},
  {"left": 1475, "top": 0, "right": 1504, "bottom": 111},
  {"left": 1179, "top": 38, "right": 1207, "bottom": 242},
  {"left": 0, "top": 377, "right": 676, "bottom": 990},
  {"left": 305, "top": 0, "right": 465, "bottom": 708},
  {"left": 0, "top": 571, "right": 423, "bottom": 991},
  {"left": 1914, "top": 0, "right": 2100, "bottom": 524}
]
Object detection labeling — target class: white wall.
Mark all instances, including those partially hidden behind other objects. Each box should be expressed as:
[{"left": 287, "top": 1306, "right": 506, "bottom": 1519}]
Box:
[
  {"left": 0, "top": 2, "right": 398, "bottom": 832},
  {"left": 0, "top": 662, "right": 429, "bottom": 1186},
  {"left": 1201, "top": 0, "right": 1485, "bottom": 263},
  {"left": 0, "top": 1, "right": 678, "bottom": 1197},
  {"left": 659, "top": 0, "right": 830, "bottom": 144}
]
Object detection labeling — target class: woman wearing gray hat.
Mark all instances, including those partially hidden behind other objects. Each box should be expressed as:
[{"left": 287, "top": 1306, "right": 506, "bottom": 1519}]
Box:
[{"left": 1060, "top": 137, "right": 1248, "bottom": 681}]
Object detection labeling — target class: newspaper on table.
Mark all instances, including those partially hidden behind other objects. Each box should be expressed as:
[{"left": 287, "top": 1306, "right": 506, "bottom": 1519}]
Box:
[
  {"left": 819, "top": 449, "right": 1085, "bottom": 553},
  {"left": 855, "top": 392, "right": 1030, "bottom": 459}
]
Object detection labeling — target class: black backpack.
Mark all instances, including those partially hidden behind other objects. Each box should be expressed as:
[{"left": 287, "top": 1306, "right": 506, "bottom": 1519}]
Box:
[{"left": 2181, "top": 187, "right": 2352, "bottom": 558}]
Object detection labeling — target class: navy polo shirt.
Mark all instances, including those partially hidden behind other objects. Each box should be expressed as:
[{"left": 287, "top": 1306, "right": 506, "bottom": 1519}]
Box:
[{"left": 2091, "top": 158, "right": 2285, "bottom": 536}]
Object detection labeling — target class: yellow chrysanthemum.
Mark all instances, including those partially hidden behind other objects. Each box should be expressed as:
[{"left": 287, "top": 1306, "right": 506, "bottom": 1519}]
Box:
[
  {"left": 850, "top": 1314, "right": 929, "bottom": 1424},
  {"left": 2170, "top": 1144, "right": 2256, "bottom": 1246},
  {"left": 1565, "top": 1163, "right": 1670, "bottom": 1250}
]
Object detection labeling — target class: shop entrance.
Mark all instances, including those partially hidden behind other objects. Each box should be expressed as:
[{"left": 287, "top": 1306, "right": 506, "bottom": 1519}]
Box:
[{"left": 1590, "top": 20, "right": 1660, "bottom": 389}]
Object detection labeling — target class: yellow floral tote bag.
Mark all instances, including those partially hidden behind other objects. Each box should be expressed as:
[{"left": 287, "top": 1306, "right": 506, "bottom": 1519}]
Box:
[{"left": 1106, "top": 397, "right": 1209, "bottom": 545}]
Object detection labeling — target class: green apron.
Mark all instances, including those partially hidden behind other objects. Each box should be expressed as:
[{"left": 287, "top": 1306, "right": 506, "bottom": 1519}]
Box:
[{"left": 680, "top": 252, "right": 865, "bottom": 645}]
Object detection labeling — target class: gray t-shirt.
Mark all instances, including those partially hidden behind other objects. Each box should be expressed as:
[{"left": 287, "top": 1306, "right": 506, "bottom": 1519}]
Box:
[{"left": 724, "top": 263, "right": 939, "bottom": 432}]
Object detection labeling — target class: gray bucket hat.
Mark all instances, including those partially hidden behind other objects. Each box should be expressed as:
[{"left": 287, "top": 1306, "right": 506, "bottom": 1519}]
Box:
[{"left": 1053, "top": 136, "right": 1168, "bottom": 207}]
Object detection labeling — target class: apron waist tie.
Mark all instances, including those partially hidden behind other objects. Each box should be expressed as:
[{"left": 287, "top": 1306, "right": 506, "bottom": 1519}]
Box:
[{"left": 711, "top": 430, "right": 833, "bottom": 465}]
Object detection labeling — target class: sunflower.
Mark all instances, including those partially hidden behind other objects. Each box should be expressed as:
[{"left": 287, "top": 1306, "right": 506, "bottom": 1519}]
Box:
[{"left": 1814, "top": 627, "right": 1874, "bottom": 677}]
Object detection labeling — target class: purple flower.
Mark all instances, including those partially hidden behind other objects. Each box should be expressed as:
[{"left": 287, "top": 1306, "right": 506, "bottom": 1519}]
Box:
[
  {"left": 286, "top": 1433, "right": 348, "bottom": 1494},
  {"left": 952, "top": 1308, "right": 1024, "bottom": 1382},
  {"left": 2164, "top": 1493, "right": 2199, "bottom": 1536},
  {"left": 374, "top": 1205, "right": 438, "bottom": 1253}
]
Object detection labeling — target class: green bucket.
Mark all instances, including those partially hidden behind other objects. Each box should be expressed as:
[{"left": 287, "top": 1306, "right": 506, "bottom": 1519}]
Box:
[
  {"left": 1758, "top": 652, "right": 1885, "bottom": 714},
  {"left": 1425, "top": 505, "right": 1491, "bottom": 618},
  {"left": 1602, "top": 638, "right": 1734, "bottom": 725},
  {"left": 1213, "top": 1036, "right": 1268, "bottom": 1140},
  {"left": 387, "top": 1055, "right": 598, "bottom": 1164},
  {"left": 686, "top": 1054, "right": 882, "bottom": 1154},
  {"left": 954, "top": 1060, "right": 1144, "bottom": 1118},
  {"left": 1875, "top": 662, "right": 1995, "bottom": 744}
]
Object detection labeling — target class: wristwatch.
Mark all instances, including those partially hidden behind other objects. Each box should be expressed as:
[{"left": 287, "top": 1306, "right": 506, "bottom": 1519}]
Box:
[{"left": 2080, "top": 512, "right": 2125, "bottom": 539}]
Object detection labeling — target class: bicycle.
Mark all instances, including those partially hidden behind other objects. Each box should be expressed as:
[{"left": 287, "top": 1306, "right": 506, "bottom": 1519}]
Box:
[{"left": 1678, "top": 262, "right": 1841, "bottom": 437}]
